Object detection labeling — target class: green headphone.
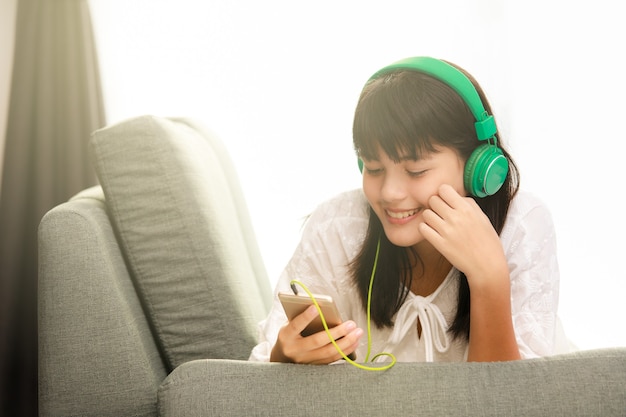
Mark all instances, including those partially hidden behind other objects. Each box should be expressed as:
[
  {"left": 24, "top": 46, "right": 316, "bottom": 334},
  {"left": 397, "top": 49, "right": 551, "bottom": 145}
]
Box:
[{"left": 360, "top": 56, "right": 509, "bottom": 198}]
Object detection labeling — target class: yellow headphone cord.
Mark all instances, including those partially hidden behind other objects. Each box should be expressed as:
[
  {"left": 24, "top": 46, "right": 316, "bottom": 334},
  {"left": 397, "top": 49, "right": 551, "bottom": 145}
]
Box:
[{"left": 290, "top": 238, "right": 396, "bottom": 371}]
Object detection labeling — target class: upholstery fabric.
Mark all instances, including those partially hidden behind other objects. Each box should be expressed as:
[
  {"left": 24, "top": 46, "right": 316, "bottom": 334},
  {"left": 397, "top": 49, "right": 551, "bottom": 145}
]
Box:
[
  {"left": 158, "top": 348, "right": 626, "bottom": 417},
  {"left": 170, "top": 118, "right": 273, "bottom": 311},
  {"left": 38, "top": 187, "right": 166, "bottom": 417},
  {"left": 89, "top": 115, "right": 269, "bottom": 370}
]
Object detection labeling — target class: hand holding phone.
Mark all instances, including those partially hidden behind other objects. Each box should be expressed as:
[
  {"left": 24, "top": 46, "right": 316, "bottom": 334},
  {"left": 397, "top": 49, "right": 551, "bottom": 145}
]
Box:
[{"left": 278, "top": 291, "right": 357, "bottom": 361}]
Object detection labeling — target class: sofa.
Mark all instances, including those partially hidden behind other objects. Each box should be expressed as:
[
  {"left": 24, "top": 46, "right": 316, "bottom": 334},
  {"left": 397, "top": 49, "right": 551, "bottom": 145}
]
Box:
[{"left": 38, "top": 115, "right": 626, "bottom": 416}]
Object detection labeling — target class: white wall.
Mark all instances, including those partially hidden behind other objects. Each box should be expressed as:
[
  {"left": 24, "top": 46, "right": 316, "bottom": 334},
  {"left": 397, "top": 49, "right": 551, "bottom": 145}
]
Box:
[
  {"left": 0, "top": 0, "right": 18, "bottom": 192},
  {"left": 88, "top": 0, "right": 626, "bottom": 350}
]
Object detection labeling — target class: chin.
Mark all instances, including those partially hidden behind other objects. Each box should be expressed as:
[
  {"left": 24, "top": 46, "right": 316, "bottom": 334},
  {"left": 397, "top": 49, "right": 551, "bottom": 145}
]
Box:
[{"left": 383, "top": 230, "right": 424, "bottom": 248}]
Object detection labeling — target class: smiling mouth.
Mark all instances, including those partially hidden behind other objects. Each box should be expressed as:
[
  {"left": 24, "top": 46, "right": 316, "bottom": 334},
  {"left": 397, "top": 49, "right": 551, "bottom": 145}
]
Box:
[{"left": 386, "top": 208, "right": 420, "bottom": 219}]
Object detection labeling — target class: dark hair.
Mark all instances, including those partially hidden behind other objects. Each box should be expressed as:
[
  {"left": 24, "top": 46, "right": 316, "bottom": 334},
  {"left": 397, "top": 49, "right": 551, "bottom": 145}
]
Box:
[{"left": 350, "top": 64, "right": 520, "bottom": 341}]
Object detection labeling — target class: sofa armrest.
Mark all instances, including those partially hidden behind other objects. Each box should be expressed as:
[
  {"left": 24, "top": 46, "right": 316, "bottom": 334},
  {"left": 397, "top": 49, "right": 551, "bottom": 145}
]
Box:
[
  {"left": 158, "top": 348, "right": 626, "bottom": 417},
  {"left": 38, "top": 187, "right": 167, "bottom": 417}
]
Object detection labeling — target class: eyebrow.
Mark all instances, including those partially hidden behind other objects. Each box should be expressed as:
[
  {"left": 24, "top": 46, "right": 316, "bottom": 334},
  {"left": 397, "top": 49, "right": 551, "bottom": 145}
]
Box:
[
  {"left": 398, "top": 153, "right": 434, "bottom": 163},
  {"left": 362, "top": 155, "right": 431, "bottom": 165},
  {"left": 361, "top": 147, "right": 437, "bottom": 163}
]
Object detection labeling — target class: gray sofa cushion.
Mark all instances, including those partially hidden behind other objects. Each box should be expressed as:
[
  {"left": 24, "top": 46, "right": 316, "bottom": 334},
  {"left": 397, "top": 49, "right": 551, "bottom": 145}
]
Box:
[
  {"left": 38, "top": 186, "right": 166, "bottom": 417},
  {"left": 168, "top": 117, "right": 272, "bottom": 309},
  {"left": 158, "top": 348, "right": 626, "bottom": 417},
  {"left": 89, "top": 115, "right": 269, "bottom": 370}
]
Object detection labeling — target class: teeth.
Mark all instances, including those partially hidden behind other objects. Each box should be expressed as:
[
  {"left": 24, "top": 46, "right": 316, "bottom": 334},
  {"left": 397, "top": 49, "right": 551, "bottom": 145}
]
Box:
[{"left": 387, "top": 209, "right": 418, "bottom": 219}]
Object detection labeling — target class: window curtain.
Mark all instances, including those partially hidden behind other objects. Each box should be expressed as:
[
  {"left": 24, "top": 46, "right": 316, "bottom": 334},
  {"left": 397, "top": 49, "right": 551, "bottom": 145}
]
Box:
[{"left": 0, "top": 0, "right": 105, "bottom": 415}]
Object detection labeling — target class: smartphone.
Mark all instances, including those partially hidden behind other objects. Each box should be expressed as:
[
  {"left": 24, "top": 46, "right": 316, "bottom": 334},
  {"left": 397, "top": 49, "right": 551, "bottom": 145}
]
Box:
[{"left": 278, "top": 292, "right": 343, "bottom": 337}]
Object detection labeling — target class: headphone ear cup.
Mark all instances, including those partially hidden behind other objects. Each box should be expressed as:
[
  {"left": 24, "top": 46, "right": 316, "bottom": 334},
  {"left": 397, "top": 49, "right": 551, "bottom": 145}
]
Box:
[{"left": 464, "top": 144, "right": 509, "bottom": 198}]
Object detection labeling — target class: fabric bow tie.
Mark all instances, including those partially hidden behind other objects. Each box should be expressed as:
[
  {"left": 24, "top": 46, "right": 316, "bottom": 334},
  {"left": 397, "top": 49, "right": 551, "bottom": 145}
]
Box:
[{"left": 387, "top": 295, "right": 450, "bottom": 362}]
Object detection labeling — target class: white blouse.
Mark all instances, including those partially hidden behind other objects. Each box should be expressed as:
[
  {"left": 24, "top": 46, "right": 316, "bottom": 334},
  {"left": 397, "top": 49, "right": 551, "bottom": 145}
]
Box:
[{"left": 249, "top": 188, "right": 564, "bottom": 363}]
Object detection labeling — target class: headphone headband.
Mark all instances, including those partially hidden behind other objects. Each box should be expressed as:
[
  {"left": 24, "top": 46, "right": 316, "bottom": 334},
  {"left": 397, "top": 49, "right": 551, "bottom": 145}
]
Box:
[
  {"left": 368, "top": 57, "right": 497, "bottom": 141},
  {"left": 361, "top": 56, "right": 508, "bottom": 197}
]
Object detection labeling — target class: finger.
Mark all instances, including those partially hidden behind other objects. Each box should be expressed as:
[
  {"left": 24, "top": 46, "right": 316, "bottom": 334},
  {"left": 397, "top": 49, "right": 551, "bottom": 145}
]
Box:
[
  {"left": 437, "top": 184, "right": 465, "bottom": 208},
  {"left": 419, "top": 221, "right": 445, "bottom": 249},
  {"left": 427, "top": 194, "right": 451, "bottom": 219},
  {"left": 307, "top": 321, "right": 359, "bottom": 359},
  {"left": 310, "top": 327, "right": 363, "bottom": 364},
  {"left": 439, "top": 184, "right": 483, "bottom": 217},
  {"left": 310, "top": 320, "right": 356, "bottom": 342},
  {"left": 285, "top": 305, "right": 319, "bottom": 336},
  {"left": 421, "top": 207, "right": 446, "bottom": 233},
  {"left": 284, "top": 317, "right": 360, "bottom": 364}
]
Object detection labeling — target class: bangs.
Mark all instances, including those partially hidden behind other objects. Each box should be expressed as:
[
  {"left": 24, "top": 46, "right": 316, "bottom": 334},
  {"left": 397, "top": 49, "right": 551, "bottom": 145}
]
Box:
[{"left": 353, "top": 71, "right": 474, "bottom": 162}]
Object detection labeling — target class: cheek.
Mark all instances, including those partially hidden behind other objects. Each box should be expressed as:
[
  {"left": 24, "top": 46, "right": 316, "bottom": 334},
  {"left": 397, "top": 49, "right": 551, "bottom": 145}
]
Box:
[
  {"left": 454, "top": 176, "right": 468, "bottom": 197},
  {"left": 362, "top": 176, "right": 376, "bottom": 204},
  {"left": 440, "top": 164, "right": 467, "bottom": 197},
  {"left": 414, "top": 184, "right": 439, "bottom": 205},
  {"left": 457, "top": 173, "right": 469, "bottom": 197},
  {"left": 362, "top": 178, "right": 388, "bottom": 221}
]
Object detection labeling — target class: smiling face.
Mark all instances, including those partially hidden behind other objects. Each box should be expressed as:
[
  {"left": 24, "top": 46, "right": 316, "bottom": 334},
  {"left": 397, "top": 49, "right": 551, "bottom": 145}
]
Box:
[{"left": 361, "top": 145, "right": 466, "bottom": 248}]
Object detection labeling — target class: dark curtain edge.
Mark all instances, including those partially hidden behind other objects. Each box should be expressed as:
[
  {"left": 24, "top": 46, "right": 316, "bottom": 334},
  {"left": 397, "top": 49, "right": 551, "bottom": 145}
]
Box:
[{"left": 0, "top": 0, "right": 106, "bottom": 415}]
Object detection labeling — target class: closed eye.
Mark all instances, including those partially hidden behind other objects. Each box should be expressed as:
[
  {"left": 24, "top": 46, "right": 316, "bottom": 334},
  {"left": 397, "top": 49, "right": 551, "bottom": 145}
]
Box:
[
  {"left": 407, "top": 169, "right": 427, "bottom": 178},
  {"left": 364, "top": 167, "right": 384, "bottom": 176}
]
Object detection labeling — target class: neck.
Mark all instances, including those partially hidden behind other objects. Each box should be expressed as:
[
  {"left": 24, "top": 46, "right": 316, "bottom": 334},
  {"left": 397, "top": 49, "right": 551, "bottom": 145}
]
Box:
[{"left": 408, "top": 242, "right": 452, "bottom": 297}]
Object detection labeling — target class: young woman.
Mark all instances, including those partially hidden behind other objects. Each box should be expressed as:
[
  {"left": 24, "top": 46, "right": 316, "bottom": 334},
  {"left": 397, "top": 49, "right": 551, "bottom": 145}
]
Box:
[{"left": 249, "top": 56, "right": 564, "bottom": 364}]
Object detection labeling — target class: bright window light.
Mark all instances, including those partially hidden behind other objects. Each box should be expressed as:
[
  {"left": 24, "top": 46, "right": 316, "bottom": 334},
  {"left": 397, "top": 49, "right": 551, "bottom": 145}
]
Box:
[{"left": 89, "top": 0, "right": 626, "bottom": 351}]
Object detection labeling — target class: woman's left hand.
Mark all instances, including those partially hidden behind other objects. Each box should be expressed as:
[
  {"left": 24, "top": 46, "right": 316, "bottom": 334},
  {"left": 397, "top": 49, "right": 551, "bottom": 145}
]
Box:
[
  {"left": 419, "top": 184, "right": 521, "bottom": 361},
  {"left": 418, "top": 184, "right": 509, "bottom": 287}
]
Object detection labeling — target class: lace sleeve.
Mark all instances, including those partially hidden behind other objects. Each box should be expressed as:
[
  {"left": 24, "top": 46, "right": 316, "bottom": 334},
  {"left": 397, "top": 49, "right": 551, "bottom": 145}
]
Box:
[
  {"left": 248, "top": 190, "right": 368, "bottom": 362},
  {"left": 504, "top": 193, "right": 560, "bottom": 358}
]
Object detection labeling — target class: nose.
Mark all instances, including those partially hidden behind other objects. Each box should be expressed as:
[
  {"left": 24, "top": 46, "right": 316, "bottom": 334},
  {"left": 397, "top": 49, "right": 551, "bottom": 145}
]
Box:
[{"left": 380, "top": 169, "right": 407, "bottom": 202}]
